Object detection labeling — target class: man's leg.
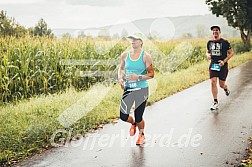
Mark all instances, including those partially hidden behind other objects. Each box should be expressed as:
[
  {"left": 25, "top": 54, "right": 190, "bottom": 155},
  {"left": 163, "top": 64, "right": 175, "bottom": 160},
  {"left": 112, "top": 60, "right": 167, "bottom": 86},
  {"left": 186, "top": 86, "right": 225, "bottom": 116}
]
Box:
[
  {"left": 210, "top": 77, "right": 219, "bottom": 110},
  {"left": 219, "top": 79, "right": 230, "bottom": 96},
  {"left": 219, "top": 65, "right": 230, "bottom": 96},
  {"left": 219, "top": 79, "right": 227, "bottom": 89},
  {"left": 211, "top": 77, "right": 218, "bottom": 101}
]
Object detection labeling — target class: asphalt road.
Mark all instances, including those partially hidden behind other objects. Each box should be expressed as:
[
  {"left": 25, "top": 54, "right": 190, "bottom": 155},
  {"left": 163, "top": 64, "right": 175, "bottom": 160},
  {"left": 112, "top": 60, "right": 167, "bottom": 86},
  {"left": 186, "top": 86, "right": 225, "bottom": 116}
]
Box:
[{"left": 18, "top": 61, "right": 252, "bottom": 167}]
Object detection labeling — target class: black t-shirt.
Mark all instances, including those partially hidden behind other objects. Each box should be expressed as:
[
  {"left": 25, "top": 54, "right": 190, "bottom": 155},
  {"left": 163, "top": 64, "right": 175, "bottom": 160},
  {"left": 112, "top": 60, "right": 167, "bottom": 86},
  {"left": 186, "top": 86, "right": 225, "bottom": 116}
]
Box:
[{"left": 207, "top": 38, "right": 232, "bottom": 64}]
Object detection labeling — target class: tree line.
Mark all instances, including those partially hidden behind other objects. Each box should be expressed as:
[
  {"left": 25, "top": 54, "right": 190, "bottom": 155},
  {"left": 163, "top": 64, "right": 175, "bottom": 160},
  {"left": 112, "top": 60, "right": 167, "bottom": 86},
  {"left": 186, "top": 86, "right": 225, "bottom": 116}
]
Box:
[{"left": 0, "top": 10, "right": 53, "bottom": 38}]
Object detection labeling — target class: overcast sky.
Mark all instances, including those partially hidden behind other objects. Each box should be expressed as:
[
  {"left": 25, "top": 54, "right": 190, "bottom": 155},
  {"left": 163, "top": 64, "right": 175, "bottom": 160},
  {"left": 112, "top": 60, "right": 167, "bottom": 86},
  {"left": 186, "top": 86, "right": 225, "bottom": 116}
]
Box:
[{"left": 0, "top": 0, "right": 211, "bottom": 29}]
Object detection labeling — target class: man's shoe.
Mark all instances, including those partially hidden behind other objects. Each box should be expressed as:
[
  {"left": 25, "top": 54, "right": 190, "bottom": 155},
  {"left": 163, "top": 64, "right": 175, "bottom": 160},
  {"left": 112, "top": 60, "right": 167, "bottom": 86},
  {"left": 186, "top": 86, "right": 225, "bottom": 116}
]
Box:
[
  {"left": 225, "top": 89, "right": 230, "bottom": 96},
  {"left": 210, "top": 102, "right": 218, "bottom": 110},
  {"left": 129, "top": 125, "right": 136, "bottom": 136}
]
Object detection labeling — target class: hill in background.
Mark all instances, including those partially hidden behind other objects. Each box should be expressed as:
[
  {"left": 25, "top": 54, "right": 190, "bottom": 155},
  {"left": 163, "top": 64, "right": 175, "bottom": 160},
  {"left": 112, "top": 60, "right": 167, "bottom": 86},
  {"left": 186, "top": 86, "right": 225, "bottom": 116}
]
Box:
[{"left": 53, "top": 14, "right": 239, "bottom": 39}]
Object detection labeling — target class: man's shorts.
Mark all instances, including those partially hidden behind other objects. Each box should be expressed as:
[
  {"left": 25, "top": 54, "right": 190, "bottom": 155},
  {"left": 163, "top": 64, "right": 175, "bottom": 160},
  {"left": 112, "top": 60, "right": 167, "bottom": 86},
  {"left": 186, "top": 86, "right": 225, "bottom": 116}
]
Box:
[{"left": 209, "top": 63, "right": 228, "bottom": 81}]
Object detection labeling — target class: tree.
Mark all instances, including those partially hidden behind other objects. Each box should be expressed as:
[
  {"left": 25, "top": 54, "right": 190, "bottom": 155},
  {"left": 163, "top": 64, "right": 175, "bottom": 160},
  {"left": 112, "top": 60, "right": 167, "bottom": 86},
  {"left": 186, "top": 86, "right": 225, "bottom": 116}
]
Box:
[
  {"left": 0, "top": 10, "right": 12, "bottom": 37},
  {"left": 0, "top": 10, "right": 26, "bottom": 37},
  {"left": 13, "top": 24, "right": 27, "bottom": 37},
  {"left": 77, "top": 31, "right": 86, "bottom": 38},
  {"left": 27, "top": 27, "right": 34, "bottom": 37},
  {"left": 98, "top": 28, "right": 110, "bottom": 40},
  {"left": 182, "top": 32, "right": 193, "bottom": 39},
  {"left": 62, "top": 32, "right": 72, "bottom": 39},
  {"left": 206, "top": 0, "right": 252, "bottom": 48},
  {"left": 34, "top": 18, "right": 53, "bottom": 37}
]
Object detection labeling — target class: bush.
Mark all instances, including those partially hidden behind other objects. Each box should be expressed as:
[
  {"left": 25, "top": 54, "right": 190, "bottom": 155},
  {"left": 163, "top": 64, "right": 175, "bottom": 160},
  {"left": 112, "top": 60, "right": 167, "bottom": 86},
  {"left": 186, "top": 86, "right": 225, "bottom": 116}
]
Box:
[{"left": 231, "top": 41, "right": 251, "bottom": 53}]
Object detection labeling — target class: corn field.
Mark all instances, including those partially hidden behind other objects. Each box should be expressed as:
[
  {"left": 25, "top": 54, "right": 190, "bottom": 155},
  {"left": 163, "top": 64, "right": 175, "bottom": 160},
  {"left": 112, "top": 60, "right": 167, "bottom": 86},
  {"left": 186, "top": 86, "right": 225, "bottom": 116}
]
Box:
[
  {"left": 0, "top": 36, "right": 126, "bottom": 103},
  {"left": 0, "top": 36, "right": 222, "bottom": 103}
]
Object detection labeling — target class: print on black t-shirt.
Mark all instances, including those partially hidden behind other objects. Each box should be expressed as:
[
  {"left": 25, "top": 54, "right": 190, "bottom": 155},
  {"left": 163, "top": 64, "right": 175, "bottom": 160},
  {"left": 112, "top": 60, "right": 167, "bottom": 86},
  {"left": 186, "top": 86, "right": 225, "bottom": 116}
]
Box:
[
  {"left": 207, "top": 38, "right": 231, "bottom": 64},
  {"left": 209, "top": 42, "right": 222, "bottom": 57}
]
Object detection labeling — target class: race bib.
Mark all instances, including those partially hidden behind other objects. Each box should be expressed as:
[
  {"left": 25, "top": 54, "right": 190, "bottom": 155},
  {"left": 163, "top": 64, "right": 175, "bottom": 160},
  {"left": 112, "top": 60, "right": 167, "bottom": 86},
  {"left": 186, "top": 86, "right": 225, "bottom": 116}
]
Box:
[
  {"left": 210, "top": 64, "right": 221, "bottom": 71},
  {"left": 125, "top": 81, "right": 138, "bottom": 89}
]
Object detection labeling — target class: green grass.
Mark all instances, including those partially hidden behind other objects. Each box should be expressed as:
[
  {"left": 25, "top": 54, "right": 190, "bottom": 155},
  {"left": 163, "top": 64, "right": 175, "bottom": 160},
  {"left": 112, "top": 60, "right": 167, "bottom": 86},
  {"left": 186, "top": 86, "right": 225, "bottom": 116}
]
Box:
[{"left": 0, "top": 50, "right": 252, "bottom": 166}]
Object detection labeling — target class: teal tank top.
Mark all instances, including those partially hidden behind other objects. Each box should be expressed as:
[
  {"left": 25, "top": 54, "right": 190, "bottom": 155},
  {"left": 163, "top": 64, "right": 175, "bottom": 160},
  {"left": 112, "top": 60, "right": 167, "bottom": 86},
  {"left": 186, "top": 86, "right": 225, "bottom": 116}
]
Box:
[{"left": 125, "top": 50, "right": 148, "bottom": 90}]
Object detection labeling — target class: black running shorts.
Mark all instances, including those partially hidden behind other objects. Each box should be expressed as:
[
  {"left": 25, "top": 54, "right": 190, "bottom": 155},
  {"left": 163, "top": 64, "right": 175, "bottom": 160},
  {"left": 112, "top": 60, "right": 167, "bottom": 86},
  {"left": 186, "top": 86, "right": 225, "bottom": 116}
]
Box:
[{"left": 209, "top": 63, "right": 228, "bottom": 81}]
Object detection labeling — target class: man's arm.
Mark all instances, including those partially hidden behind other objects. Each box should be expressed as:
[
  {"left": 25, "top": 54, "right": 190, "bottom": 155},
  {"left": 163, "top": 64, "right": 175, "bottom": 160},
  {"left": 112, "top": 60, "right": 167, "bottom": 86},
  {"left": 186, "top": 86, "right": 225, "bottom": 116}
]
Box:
[
  {"left": 219, "top": 48, "right": 234, "bottom": 66},
  {"left": 206, "top": 47, "right": 211, "bottom": 60},
  {"left": 224, "top": 48, "right": 234, "bottom": 63},
  {"left": 206, "top": 41, "right": 211, "bottom": 60}
]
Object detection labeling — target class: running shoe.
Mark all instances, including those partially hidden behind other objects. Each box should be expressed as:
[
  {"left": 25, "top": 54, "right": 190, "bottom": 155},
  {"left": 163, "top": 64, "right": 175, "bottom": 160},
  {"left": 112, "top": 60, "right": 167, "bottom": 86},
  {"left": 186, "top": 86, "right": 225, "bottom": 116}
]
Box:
[
  {"left": 225, "top": 89, "right": 230, "bottom": 96},
  {"left": 129, "top": 124, "right": 136, "bottom": 136},
  {"left": 136, "top": 134, "right": 145, "bottom": 145},
  {"left": 210, "top": 102, "right": 218, "bottom": 110}
]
